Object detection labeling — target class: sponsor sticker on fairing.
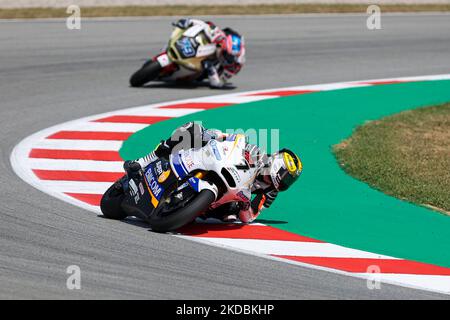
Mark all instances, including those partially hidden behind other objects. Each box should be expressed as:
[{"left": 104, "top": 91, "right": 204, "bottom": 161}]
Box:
[
  {"left": 158, "top": 170, "right": 170, "bottom": 183},
  {"left": 155, "top": 161, "right": 162, "bottom": 175},
  {"left": 176, "top": 37, "right": 196, "bottom": 58},
  {"left": 144, "top": 167, "right": 164, "bottom": 207},
  {"left": 236, "top": 190, "right": 250, "bottom": 202},
  {"left": 139, "top": 182, "right": 145, "bottom": 195},
  {"left": 183, "top": 152, "right": 195, "bottom": 170},
  {"left": 156, "top": 54, "right": 171, "bottom": 67},
  {"left": 227, "top": 167, "right": 241, "bottom": 183},
  {"left": 210, "top": 140, "right": 222, "bottom": 160},
  {"left": 129, "top": 179, "right": 140, "bottom": 204}
]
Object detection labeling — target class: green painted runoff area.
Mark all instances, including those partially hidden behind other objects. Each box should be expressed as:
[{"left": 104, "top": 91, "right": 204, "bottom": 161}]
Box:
[{"left": 120, "top": 80, "right": 450, "bottom": 267}]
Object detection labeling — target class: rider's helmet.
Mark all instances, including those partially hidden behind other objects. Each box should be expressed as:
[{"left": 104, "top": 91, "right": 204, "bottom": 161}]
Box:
[
  {"left": 221, "top": 28, "right": 246, "bottom": 66},
  {"left": 264, "top": 149, "right": 303, "bottom": 191}
]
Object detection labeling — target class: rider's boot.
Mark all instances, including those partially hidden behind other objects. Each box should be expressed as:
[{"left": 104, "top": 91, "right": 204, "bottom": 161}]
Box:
[{"left": 202, "top": 202, "right": 240, "bottom": 222}]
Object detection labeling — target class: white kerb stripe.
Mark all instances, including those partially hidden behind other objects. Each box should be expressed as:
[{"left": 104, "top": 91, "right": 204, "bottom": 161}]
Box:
[
  {"left": 28, "top": 159, "right": 124, "bottom": 172},
  {"left": 354, "top": 273, "right": 450, "bottom": 294},
  {"left": 34, "top": 139, "right": 123, "bottom": 151},
  {"left": 64, "top": 122, "right": 148, "bottom": 133},
  {"left": 39, "top": 180, "right": 112, "bottom": 194},
  {"left": 185, "top": 237, "right": 397, "bottom": 259}
]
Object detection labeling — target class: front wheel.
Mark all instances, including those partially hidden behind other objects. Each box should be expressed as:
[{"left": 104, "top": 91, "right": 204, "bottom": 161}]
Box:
[
  {"left": 100, "top": 181, "right": 128, "bottom": 220},
  {"left": 129, "top": 60, "right": 162, "bottom": 87},
  {"left": 148, "top": 190, "right": 215, "bottom": 232}
]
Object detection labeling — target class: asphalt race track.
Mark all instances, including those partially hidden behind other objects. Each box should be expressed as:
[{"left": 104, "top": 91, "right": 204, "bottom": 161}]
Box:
[{"left": 1, "top": 13, "right": 450, "bottom": 299}]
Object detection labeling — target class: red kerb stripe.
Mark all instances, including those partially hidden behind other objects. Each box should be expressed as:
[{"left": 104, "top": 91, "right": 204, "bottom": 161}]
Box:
[
  {"left": 65, "top": 193, "right": 102, "bottom": 206},
  {"left": 29, "top": 149, "right": 122, "bottom": 161},
  {"left": 47, "top": 131, "right": 133, "bottom": 141},
  {"left": 93, "top": 115, "right": 171, "bottom": 124},
  {"left": 159, "top": 102, "right": 232, "bottom": 109},
  {"left": 32, "top": 169, "right": 123, "bottom": 182},
  {"left": 275, "top": 256, "right": 450, "bottom": 275},
  {"left": 178, "top": 224, "right": 323, "bottom": 242}
]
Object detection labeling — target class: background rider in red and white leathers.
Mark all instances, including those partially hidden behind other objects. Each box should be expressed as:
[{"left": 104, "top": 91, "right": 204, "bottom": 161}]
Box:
[
  {"left": 124, "top": 122, "right": 302, "bottom": 223},
  {"left": 172, "top": 18, "right": 246, "bottom": 88}
]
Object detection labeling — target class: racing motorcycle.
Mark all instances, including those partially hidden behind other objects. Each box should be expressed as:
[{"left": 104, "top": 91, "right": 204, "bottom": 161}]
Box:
[
  {"left": 100, "top": 135, "right": 257, "bottom": 232},
  {"left": 129, "top": 23, "right": 218, "bottom": 87}
]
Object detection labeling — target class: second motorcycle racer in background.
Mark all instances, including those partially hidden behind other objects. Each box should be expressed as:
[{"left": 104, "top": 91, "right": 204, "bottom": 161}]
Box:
[
  {"left": 130, "top": 18, "right": 245, "bottom": 88},
  {"left": 100, "top": 122, "right": 303, "bottom": 232}
]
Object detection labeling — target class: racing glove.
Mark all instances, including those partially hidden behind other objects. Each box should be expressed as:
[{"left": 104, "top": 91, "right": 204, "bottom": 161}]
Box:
[
  {"left": 123, "top": 160, "right": 142, "bottom": 179},
  {"left": 239, "top": 190, "right": 278, "bottom": 223},
  {"left": 263, "top": 190, "right": 278, "bottom": 208}
]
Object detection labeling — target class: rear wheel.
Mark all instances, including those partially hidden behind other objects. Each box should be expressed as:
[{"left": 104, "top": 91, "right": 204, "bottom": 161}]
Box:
[
  {"left": 100, "top": 181, "right": 128, "bottom": 220},
  {"left": 129, "top": 60, "right": 162, "bottom": 87},
  {"left": 148, "top": 189, "right": 215, "bottom": 232}
]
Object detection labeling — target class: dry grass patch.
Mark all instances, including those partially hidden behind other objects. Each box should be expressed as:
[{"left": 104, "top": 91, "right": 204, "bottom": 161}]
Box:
[
  {"left": 1, "top": 4, "right": 450, "bottom": 19},
  {"left": 334, "top": 103, "right": 450, "bottom": 214}
]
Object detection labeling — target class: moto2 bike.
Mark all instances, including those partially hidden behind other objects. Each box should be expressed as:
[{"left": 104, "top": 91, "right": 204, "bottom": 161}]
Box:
[
  {"left": 100, "top": 135, "right": 257, "bottom": 232},
  {"left": 130, "top": 24, "right": 217, "bottom": 87}
]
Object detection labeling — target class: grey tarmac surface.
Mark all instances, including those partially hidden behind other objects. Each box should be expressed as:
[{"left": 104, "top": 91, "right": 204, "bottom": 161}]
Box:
[{"left": 0, "top": 14, "right": 449, "bottom": 299}]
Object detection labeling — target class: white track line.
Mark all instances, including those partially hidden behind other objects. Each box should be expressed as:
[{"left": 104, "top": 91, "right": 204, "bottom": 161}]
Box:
[
  {"left": 108, "top": 108, "right": 200, "bottom": 117},
  {"left": 193, "top": 95, "right": 278, "bottom": 104},
  {"left": 290, "top": 83, "right": 370, "bottom": 91},
  {"left": 353, "top": 274, "right": 450, "bottom": 294}
]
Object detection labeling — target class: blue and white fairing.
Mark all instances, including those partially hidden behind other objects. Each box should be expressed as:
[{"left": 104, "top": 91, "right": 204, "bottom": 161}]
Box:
[{"left": 169, "top": 135, "right": 258, "bottom": 209}]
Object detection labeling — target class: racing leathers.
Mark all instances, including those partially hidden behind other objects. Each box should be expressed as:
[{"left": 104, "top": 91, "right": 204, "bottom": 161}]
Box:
[
  {"left": 124, "top": 122, "right": 277, "bottom": 223},
  {"left": 172, "top": 18, "right": 244, "bottom": 88}
]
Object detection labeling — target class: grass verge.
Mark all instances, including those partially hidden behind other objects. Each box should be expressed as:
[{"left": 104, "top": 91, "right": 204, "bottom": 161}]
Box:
[
  {"left": 334, "top": 103, "right": 450, "bottom": 215},
  {"left": 1, "top": 4, "right": 450, "bottom": 19}
]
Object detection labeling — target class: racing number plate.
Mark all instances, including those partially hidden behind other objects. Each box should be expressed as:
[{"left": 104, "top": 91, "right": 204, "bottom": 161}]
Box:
[{"left": 176, "top": 37, "right": 196, "bottom": 58}]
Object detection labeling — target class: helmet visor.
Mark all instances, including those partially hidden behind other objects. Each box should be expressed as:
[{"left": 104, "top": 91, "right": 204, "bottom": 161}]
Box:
[
  {"left": 223, "top": 51, "right": 236, "bottom": 64},
  {"left": 278, "top": 169, "right": 298, "bottom": 191}
]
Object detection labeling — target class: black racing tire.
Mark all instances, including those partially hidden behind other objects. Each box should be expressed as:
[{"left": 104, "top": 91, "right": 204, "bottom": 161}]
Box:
[
  {"left": 129, "top": 60, "right": 162, "bottom": 87},
  {"left": 100, "top": 182, "right": 128, "bottom": 220},
  {"left": 148, "top": 190, "right": 215, "bottom": 233}
]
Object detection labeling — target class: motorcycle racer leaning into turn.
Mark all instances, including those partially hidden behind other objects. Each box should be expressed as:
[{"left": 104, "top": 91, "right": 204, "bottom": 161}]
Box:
[
  {"left": 172, "top": 18, "right": 245, "bottom": 88},
  {"left": 124, "top": 122, "right": 303, "bottom": 223}
]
